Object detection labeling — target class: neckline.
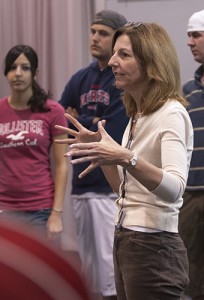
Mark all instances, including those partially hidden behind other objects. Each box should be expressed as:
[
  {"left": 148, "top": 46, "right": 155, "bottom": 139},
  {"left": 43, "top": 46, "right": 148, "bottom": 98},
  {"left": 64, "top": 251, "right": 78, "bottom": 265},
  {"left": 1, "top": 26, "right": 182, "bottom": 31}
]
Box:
[{"left": 6, "top": 97, "right": 30, "bottom": 111}]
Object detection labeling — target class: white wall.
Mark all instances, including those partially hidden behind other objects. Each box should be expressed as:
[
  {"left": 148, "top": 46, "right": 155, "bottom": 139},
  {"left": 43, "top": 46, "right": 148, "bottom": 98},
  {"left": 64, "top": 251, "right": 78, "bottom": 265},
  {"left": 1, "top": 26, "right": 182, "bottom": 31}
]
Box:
[{"left": 105, "top": 0, "right": 204, "bottom": 85}]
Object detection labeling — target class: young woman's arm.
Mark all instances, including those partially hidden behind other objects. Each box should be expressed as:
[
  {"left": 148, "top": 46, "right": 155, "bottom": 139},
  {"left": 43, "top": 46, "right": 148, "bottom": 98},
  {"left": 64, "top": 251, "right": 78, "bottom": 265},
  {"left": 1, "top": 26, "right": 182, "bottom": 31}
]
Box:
[{"left": 46, "top": 133, "right": 68, "bottom": 238}]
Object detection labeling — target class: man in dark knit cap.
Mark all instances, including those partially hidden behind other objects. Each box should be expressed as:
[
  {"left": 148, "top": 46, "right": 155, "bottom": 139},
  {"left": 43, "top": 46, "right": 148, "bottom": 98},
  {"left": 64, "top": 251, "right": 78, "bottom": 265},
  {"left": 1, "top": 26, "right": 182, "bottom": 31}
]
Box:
[{"left": 59, "top": 10, "right": 128, "bottom": 300}]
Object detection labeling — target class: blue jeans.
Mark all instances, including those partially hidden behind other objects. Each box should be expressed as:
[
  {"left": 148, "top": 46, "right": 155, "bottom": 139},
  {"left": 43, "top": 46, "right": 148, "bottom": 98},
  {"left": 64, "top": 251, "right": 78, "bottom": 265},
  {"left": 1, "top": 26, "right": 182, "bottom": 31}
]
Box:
[
  {"left": 0, "top": 209, "right": 51, "bottom": 238},
  {"left": 114, "top": 227, "right": 189, "bottom": 300}
]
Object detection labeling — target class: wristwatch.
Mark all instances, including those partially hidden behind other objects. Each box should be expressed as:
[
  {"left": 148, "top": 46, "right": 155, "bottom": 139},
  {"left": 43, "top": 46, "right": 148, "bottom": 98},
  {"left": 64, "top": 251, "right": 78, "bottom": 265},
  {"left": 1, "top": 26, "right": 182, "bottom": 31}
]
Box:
[{"left": 128, "top": 153, "right": 138, "bottom": 169}]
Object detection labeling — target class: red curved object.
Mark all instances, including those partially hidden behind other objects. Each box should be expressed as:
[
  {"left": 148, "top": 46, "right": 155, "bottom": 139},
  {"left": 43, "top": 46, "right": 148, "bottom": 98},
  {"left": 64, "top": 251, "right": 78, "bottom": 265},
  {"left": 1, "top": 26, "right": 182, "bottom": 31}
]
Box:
[{"left": 0, "top": 221, "right": 91, "bottom": 300}]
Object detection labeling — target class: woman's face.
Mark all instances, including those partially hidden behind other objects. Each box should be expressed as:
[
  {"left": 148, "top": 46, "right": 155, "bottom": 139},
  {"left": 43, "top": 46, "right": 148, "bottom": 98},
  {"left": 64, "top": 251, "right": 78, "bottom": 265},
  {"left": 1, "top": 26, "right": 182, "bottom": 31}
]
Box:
[
  {"left": 6, "top": 53, "right": 33, "bottom": 93},
  {"left": 108, "top": 34, "right": 144, "bottom": 92}
]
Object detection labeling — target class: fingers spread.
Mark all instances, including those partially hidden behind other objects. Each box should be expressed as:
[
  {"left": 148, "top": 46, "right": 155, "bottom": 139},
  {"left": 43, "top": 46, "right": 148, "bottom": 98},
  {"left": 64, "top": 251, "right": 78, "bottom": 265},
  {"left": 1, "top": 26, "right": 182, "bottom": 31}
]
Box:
[
  {"left": 55, "top": 138, "right": 76, "bottom": 145},
  {"left": 78, "top": 162, "right": 97, "bottom": 178},
  {"left": 55, "top": 124, "right": 69, "bottom": 133},
  {"left": 64, "top": 113, "right": 84, "bottom": 130}
]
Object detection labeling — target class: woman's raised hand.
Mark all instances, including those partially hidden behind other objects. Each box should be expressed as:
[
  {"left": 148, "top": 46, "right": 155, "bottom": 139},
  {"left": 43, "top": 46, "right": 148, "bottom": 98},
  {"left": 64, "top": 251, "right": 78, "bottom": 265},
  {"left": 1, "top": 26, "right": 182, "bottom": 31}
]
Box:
[
  {"left": 66, "top": 121, "right": 127, "bottom": 178},
  {"left": 55, "top": 113, "right": 128, "bottom": 178},
  {"left": 55, "top": 113, "right": 105, "bottom": 145}
]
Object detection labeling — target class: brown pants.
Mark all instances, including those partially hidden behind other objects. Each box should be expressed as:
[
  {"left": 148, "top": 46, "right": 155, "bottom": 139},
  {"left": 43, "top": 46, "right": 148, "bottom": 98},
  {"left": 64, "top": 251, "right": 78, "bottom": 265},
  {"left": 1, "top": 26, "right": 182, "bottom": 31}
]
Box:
[
  {"left": 114, "top": 227, "right": 189, "bottom": 300},
  {"left": 179, "top": 191, "right": 204, "bottom": 299}
]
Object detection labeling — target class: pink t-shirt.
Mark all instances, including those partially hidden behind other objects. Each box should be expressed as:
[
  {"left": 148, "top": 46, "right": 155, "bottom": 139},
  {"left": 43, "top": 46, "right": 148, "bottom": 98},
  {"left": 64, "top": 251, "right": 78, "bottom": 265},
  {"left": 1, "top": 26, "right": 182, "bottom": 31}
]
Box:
[{"left": 0, "top": 97, "right": 67, "bottom": 210}]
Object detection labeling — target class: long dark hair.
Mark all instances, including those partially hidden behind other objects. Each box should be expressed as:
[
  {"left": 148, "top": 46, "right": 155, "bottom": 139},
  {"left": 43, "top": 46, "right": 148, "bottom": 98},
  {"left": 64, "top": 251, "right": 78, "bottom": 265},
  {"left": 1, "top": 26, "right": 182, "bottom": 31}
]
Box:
[{"left": 4, "top": 44, "right": 51, "bottom": 112}]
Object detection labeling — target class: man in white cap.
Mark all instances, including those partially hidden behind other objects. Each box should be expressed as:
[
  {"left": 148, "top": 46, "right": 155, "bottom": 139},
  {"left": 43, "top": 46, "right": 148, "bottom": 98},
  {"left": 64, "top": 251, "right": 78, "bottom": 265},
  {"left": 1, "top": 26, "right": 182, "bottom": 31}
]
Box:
[
  {"left": 179, "top": 9, "right": 204, "bottom": 300},
  {"left": 59, "top": 10, "right": 128, "bottom": 300}
]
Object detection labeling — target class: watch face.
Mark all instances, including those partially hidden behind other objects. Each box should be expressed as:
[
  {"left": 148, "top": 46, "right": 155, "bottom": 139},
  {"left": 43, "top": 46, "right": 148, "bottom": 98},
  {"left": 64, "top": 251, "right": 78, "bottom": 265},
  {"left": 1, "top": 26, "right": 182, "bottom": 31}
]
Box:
[
  {"left": 131, "top": 158, "right": 137, "bottom": 166},
  {"left": 130, "top": 154, "right": 137, "bottom": 167}
]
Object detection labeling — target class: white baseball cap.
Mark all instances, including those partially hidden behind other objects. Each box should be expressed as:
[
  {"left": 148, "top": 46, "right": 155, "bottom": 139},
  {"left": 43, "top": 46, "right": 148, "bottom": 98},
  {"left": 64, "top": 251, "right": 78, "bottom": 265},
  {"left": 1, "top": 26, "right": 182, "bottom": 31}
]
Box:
[{"left": 187, "top": 9, "right": 204, "bottom": 32}]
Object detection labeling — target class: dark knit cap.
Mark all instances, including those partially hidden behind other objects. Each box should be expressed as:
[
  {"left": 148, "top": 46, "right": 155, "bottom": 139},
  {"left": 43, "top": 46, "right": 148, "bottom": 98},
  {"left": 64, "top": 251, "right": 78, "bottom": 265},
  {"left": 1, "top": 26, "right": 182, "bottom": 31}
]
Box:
[{"left": 92, "top": 10, "right": 127, "bottom": 30}]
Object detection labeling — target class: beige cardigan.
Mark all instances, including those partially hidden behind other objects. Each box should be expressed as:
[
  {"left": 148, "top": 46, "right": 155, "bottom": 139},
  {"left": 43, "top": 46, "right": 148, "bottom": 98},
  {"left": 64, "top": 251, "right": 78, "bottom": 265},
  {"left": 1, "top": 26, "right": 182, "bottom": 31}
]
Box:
[{"left": 116, "top": 100, "right": 193, "bottom": 233}]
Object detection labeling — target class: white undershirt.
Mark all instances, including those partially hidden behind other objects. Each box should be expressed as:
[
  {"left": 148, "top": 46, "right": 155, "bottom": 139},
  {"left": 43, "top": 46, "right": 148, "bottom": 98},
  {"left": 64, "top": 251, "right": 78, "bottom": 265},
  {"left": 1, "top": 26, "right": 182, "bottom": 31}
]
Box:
[{"left": 123, "top": 225, "right": 162, "bottom": 233}]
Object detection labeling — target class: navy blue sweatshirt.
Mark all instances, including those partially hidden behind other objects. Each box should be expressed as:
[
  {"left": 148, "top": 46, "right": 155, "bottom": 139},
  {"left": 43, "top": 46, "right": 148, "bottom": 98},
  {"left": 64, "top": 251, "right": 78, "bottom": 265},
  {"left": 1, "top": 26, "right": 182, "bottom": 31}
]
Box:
[
  {"left": 59, "top": 60, "right": 129, "bottom": 194},
  {"left": 183, "top": 65, "right": 204, "bottom": 190}
]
